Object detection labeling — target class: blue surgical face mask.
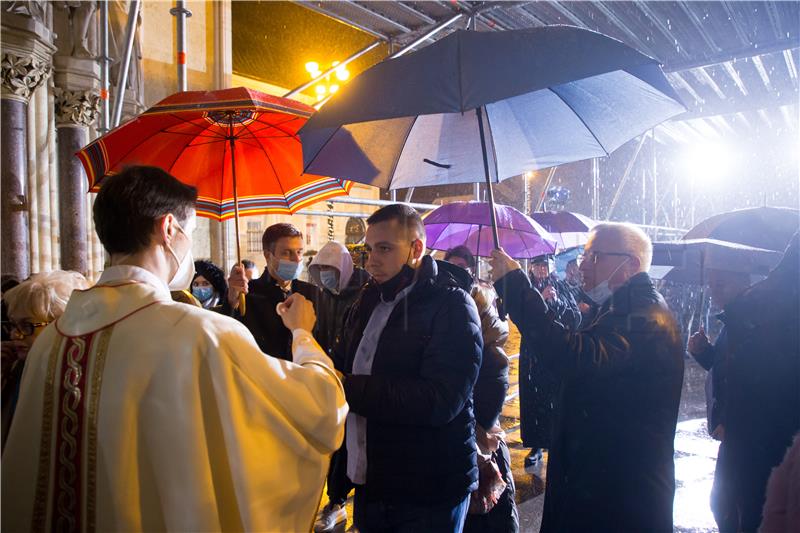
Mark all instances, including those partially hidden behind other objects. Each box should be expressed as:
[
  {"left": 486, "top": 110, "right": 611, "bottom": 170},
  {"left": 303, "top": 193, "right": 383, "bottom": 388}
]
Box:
[
  {"left": 320, "top": 270, "right": 339, "bottom": 292},
  {"left": 192, "top": 286, "right": 214, "bottom": 303},
  {"left": 276, "top": 258, "right": 303, "bottom": 282}
]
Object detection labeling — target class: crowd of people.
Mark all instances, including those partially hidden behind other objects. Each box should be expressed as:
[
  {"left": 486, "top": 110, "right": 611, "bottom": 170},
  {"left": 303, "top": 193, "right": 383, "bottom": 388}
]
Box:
[{"left": 0, "top": 165, "right": 797, "bottom": 533}]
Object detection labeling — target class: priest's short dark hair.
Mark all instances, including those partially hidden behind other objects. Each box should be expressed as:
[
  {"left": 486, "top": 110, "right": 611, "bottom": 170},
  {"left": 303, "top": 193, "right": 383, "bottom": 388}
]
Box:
[{"left": 93, "top": 165, "right": 197, "bottom": 256}]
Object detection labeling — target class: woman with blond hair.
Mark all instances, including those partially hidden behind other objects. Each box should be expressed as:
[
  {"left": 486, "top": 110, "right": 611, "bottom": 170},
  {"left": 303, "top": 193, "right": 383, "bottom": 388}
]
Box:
[{"left": 1, "top": 270, "right": 89, "bottom": 449}]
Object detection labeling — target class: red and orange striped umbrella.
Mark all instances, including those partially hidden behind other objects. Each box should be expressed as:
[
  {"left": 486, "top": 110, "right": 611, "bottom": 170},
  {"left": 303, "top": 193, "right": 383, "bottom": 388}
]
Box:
[{"left": 77, "top": 87, "right": 353, "bottom": 221}]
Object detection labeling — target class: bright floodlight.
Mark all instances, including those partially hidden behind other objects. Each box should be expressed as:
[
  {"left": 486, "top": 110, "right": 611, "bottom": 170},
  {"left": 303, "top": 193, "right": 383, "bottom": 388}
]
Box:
[
  {"left": 680, "top": 141, "right": 733, "bottom": 185},
  {"left": 306, "top": 61, "right": 319, "bottom": 78}
]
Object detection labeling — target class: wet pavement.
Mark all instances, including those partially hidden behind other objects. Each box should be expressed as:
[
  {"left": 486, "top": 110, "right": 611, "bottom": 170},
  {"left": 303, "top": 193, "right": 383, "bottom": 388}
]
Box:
[{"left": 319, "top": 324, "right": 721, "bottom": 532}]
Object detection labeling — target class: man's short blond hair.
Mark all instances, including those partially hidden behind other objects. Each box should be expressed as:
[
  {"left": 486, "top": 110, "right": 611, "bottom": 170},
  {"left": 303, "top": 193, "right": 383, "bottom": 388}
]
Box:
[
  {"left": 4, "top": 270, "right": 89, "bottom": 323},
  {"left": 590, "top": 222, "right": 653, "bottom": 273}
]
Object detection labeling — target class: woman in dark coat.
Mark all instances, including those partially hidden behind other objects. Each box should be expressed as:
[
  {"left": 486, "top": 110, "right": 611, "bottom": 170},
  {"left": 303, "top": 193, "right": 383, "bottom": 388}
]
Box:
[
  {"left": 191, "top": 259, "right": 227, "bottom": 312},
  {"left": 445, "top": 246, "right": 519, "bottom": 533}
]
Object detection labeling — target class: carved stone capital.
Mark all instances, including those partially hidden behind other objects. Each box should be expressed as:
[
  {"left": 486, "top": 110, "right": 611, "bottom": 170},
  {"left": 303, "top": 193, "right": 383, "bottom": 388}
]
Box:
[
  {"left": 1, "top": 52, "right": 52, "bottom": 102},
  {"left": 53, "top": 87, "right": 100, "bottom": 127}
]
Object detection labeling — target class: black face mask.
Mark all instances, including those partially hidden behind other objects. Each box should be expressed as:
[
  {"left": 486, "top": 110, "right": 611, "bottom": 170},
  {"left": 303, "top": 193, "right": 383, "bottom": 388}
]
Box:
[
  {"left": 374, "top": 241, "right": 418, "bottom": 299},
  {"left": 378, "top": 263, "right": 415, "bottom": 301}
]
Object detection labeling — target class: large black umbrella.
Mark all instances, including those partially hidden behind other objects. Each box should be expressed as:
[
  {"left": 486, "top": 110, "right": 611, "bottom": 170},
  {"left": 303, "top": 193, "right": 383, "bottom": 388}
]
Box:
[
  {"left": 681, "top": 206, "right": 800, "bottom": 252},
  {"left": 299, "top": 26, "right": 684, "bottom": 248},
  {"left": 650, "top": 238, "right": 783, "bottom": 285}
]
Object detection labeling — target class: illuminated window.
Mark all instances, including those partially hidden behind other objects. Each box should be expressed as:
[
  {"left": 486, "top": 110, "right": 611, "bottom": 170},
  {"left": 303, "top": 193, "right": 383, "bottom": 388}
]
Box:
[{"left": 247, "top": 220, "right": 262, "bottom": 253}]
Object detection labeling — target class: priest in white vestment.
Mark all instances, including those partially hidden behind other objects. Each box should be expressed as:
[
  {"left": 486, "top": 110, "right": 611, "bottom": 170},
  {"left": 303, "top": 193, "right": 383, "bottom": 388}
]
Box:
[{"left": 2, "top": 166, "right": 348, "bottom": 533}]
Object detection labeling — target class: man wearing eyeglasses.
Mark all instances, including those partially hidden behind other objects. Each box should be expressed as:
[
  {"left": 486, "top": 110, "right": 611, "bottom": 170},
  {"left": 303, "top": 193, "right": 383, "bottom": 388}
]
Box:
[{"left": 490, "top": 222, "right": 684, "bottom": 533}]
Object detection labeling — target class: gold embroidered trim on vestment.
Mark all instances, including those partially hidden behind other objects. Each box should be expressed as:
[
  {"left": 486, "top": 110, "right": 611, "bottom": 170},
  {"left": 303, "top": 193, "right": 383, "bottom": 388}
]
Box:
[
  {"left": 55, "top": 335, "right": 89, "bottom": 532},
  {"left": 31, "top": 336, "right": 65, "bottom": 532},
  {"left": 85, "top": 326, "right": 113, "bottom": 533}
]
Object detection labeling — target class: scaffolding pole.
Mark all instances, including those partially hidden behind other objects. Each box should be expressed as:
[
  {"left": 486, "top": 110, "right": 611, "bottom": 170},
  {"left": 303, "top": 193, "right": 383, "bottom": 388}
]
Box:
[
  {"left": 99, "top": 0, "right": 110, "bottom": 132},
  {"left": 606, "top": 134, "right": 648, "bottom": 220},
  {"left": 534, "top": 167, "right": 557, "bottom": 212},
  {"left": 592, "top": 158, "right": 601, "bottom": 220},
  {"left": 389, "top": 13, "right": 463, "bottom": 59},
  {"left": 170, "top": 0, "right": 192, "bottom": 92},
  {"left": 111, "top": 0, "right": 141, "bottom": 127}
]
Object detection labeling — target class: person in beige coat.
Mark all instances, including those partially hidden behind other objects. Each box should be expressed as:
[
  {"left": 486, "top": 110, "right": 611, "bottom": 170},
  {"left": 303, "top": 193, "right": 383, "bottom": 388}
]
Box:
[
  {"left": 760, "top": 433, "right": 800, "bottom": 531},
  {"left": 1, "top": 166, "right": 347, "bottom": 533}
]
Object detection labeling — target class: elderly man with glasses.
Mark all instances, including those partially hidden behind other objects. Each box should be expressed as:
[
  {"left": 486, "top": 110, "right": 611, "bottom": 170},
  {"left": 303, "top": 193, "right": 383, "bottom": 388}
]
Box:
[{"left": 490, "top": 222, "right": 684, "bottom": 533}]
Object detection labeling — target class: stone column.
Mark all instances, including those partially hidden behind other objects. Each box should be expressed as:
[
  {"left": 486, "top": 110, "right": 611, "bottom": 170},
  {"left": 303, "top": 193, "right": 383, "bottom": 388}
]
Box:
[
  {"left": 1, "top": 4, "right": 56, "bottom": 280},
  {"left": 1, "top": 54, "right": 52, "bottom": 279},
  {"left": 52, "top": 2, "right": 101, "bottom": 275},
  {"left": 54, "top": 87, "right": 99, "bottom": 274},
  {"left": 1, "top": 95, "right": 31, "bottom": 279}
]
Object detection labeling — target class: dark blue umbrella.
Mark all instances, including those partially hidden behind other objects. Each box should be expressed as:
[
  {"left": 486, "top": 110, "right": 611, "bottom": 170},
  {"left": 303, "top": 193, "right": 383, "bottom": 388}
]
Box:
[
  {"left": 681, "top": 207, "right": 800, "bottom": 252},
  {"left": 650, "top": 238, "right": 784, "bottom": 285},
  {"left": 300, "top": 26, "right": 685, "bottom": 247}
]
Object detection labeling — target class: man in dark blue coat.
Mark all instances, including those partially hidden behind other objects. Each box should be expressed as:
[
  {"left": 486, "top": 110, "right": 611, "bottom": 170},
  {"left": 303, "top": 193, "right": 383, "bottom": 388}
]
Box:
[
  {"left": 490, "top": 222, "right": 684, "bottom": 533},
  {"left": 335, "top": 204, "right": 482, "bottom": 532},
  {"left": 710, "top": 232, "right": 800, "bottom": 532}
]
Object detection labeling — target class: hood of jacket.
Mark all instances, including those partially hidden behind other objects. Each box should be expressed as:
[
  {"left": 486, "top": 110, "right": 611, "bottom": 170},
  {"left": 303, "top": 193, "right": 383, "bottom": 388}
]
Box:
[
  {"left": 309, "top": 241, "right": 354, "bottom": 293},
  {"left": 433, "top": 258, "right": 474, "bottom": 293}
]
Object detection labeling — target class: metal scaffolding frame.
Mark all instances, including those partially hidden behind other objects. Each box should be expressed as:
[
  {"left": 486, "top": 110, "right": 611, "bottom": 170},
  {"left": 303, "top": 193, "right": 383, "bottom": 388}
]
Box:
[
  {"left": 170, "top": 0, "right": 193, "bottom": 92},
  {"left": 111, "top": 0, "right": 141, "bottom": 128}
]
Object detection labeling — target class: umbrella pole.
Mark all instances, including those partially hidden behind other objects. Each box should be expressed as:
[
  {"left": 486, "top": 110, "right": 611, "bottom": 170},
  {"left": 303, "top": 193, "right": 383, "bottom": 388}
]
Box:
[
  {"left": 476, "top": 106, "right": 500, "bottom": 249},
  {"left": 229, "top": 131, "right": 246, "bottom": 315},
  {"left": 475, "top": 223, "right": 481, "bottom": 280}
]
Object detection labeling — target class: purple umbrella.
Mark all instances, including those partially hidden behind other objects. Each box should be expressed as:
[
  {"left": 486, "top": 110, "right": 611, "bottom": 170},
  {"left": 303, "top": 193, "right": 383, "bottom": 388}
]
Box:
[
  {"left": 424, "top": 202, "right": 557, "bottom": 259},
  {"left": 531, "top": 211, "right": 597, "bottom": 250}
]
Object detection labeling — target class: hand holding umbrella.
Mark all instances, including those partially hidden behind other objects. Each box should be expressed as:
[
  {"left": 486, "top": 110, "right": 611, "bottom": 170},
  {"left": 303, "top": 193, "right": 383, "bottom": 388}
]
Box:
[
  {"left": 227, "top": 263, "right": 249, "bottom": 311},
  {"left": 488, "top": 248, "right": 521, "bottom": 281},
  {"left": 77, "top": 87, "right": 354, "bottom": 315}
]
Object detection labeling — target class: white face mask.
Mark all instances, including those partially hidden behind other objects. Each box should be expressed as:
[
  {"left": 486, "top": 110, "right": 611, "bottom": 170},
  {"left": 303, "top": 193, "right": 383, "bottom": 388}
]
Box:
[
  {"left": 166, "top": 220, "right": 194, "bottom": 290},
  {"left": 585, "top": 280, "right": 613, "bottom": 306},
  {"left": 585, "top": 258, "right": 629, "bottom": 306}
]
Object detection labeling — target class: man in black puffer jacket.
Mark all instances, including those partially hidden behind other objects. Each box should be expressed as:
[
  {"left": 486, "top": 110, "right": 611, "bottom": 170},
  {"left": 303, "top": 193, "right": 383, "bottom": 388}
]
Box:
[
  {"left": 334, "top": 204, "right": 482, "bottom": 532},
  {"left": 491, "top": 222, "right": 684, "bottom": 533}
]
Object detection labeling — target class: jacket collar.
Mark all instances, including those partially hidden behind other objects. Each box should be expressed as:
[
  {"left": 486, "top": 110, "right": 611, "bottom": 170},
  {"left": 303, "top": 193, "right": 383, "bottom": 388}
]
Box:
[{"left": 601, "top": 271, "right": 655, "bottom": 315}]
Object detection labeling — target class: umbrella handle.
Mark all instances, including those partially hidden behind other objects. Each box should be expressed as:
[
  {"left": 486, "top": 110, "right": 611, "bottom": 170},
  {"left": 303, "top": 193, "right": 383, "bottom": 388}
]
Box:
[
  {"left": 229, "top": 128, "right": 246, "bottom": 316},
  {"left": 476, "top": 106, "right": 500, "bottom": 249}
]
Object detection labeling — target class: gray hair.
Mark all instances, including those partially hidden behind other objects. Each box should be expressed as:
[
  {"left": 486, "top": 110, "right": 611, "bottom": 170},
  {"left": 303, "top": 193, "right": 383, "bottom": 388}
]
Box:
[
  {"left": 4, "top": 270, "right": 89, "bottom": 323},
  {"left": 590, "top": 222, "right": 653, "bottom": 273}
]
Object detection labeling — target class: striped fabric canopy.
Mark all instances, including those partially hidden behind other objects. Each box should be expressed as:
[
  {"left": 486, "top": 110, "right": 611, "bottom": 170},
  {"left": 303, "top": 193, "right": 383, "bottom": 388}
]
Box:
[{"left": 77, "top": 87, "right": 352, "bottom": 220}]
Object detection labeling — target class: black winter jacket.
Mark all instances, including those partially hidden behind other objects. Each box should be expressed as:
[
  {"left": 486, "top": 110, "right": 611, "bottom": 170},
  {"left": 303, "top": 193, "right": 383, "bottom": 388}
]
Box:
[
  {"left": 316, "top": 267, "right": 370, "bottom": 367},
  {"left": 222, "top": 274, "right": 322, "bottom": 360},
  {"left": 496, "top": 270, "right": 684, "bottom": 533},
  {"left": 336, "top": 256, "right": 483, "bottom": 504},
  {"left": 714, "top": 231, "right": 800, "bottom": 531}
]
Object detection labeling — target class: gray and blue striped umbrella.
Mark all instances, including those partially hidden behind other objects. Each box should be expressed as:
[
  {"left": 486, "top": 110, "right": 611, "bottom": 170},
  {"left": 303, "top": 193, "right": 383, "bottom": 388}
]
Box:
[{"left": 300, "top": 25, "right": 685, "bottom": 246}]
